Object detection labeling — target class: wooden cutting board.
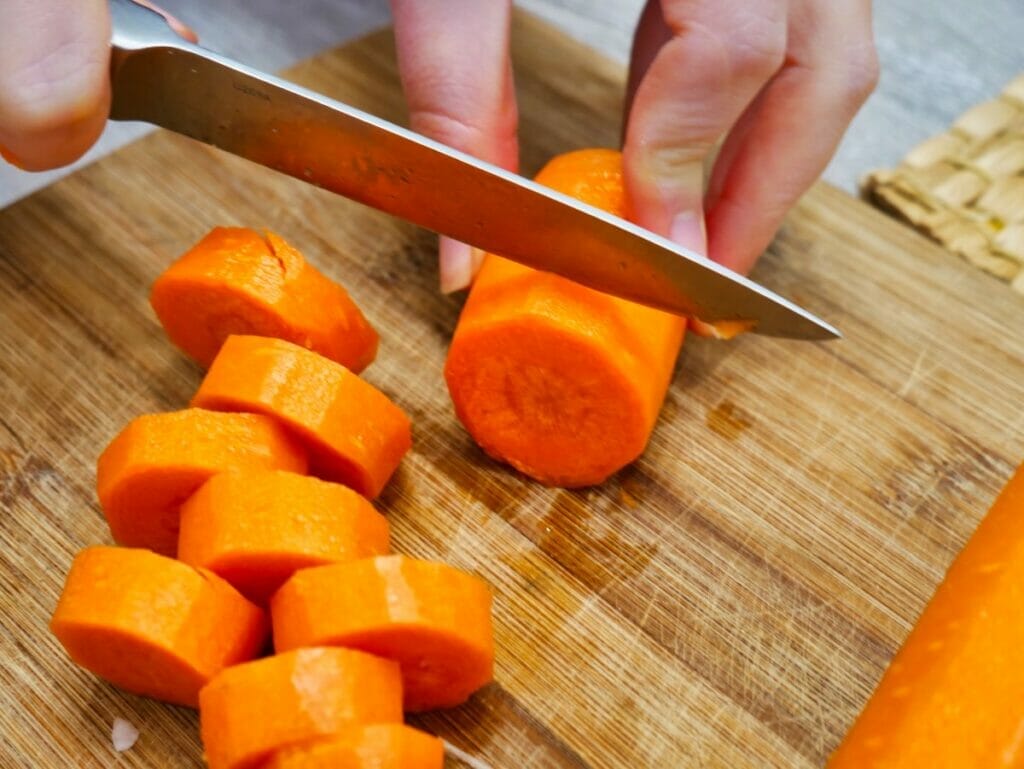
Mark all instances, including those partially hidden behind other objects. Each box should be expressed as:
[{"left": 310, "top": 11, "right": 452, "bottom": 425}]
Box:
[{"left": 2, "top": 13, "right": 1023, "bottom": 769}]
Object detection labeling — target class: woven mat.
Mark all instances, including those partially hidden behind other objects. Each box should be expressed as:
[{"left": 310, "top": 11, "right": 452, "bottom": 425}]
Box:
[{"left": 862, "top": 73, "right": 1024, "bottom": 295}]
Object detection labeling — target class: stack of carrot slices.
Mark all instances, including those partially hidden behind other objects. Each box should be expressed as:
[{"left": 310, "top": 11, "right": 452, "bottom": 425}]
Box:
[{"left": 49, "top": 229, "right": 493, "bottom": 769}]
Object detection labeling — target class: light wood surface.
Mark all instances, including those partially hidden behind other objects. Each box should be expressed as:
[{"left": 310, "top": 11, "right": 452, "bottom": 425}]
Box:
[
  {"left": 2, "top": 0, "right": 1022, "bottom": 207},
  {"left": 1, "top": 15, "right": 1023, "bottom": 769}
]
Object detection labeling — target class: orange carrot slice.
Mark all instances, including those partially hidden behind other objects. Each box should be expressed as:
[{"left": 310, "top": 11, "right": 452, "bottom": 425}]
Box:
[
  {"left": 96, "top": 408, "right": 308, "bottom": 556},
  {"left": 191, "top": 335, "right": 411, "bottom": 498},
  {"left": 829, "top": 463, "right": 1024, "bottom": 766},
  {"left": 150, "top": 227, "right": 378, "bottom": 371},
  {"left": 272, "top": 555, "right": 493, "bottom": 711},
  {"left": 199, "top": 646, "right": 402, "bottom": 769},
  {"left": 50, "top": 546, "right": 267, "bottom": 708},
  {"left": 178, "top": 469, "right": 390, "bottom": 604},
  {"left": 444, "top": 149, "right": 686, "bottom": 487},
  {"left": 262, "top": 724, "right": 444, "bottom": 769}
]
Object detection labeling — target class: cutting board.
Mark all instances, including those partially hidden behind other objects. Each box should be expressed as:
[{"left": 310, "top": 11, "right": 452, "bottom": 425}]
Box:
[{"left": 2, "top": 13, "right": 1023, "bottom": 769}]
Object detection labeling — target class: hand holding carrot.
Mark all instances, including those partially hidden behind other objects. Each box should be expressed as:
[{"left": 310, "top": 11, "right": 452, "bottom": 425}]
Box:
[{"left": 392, "top": 0, "right": 879, "bottom": 281}]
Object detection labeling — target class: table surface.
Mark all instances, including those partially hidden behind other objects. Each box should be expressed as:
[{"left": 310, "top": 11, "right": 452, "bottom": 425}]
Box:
[{"left": 1, "top": 0, "right": 1022, "bottom": 208}]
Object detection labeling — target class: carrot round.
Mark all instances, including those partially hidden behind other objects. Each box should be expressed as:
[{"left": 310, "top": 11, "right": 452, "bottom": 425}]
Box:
[
  {"left": 50, "top": 546, "right": 267, "bottom": 708},
  {"left": 96, "top": 408, "right": 308, "bottom": 556},
  {"left": 262, "top": 724, "right": 444, "bottom": 769},
  {"left": 829, "top": 463, "right": 1024, "bottom": 767},
  {"left": 178, "top": 469, "right": 390, "bottom": 605},
  {"left": 271, "top": 555, "right": 494, "bottom": 711},
  {"left": 444, "top": 149, "right": 686, "bottom": 487},
  {"left": 199, "top": 646, "right": 402, "bottom": 769},
  {"left": 150, "top": 227, "right": 378, "bottom": 371},
  {"left": 191, "top": 335, "right": 411, "bottom": 498}
]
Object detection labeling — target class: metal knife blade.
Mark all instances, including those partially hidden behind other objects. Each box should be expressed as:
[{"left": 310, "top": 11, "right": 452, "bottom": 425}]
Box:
[{"left": 108, "top": 0, "right": 839, "bottom": 340}]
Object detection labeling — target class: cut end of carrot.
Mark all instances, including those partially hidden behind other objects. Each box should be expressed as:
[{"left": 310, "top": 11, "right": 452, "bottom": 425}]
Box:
[
  {"left": 446, "top": 313, "right": 652, "bottom": 487},
  {"left": 191, "top": 335, "right": 411, "bottom": 498},
  {"left": 150, "top": 227, "right": 378, "bottom": 371},
  {"left": 271, "top": 555, "right": 494, "bottom": 711},
  {"left": 262, "top": 724, "right": 444, "bottom": 769},
  {"left": 199, "top": 646, "right": 402, "bottom": 769},
  {"left": 178, "top": 469, "right": 390, "bottom": 605},
  {"left": 96, "top": 408, "right": 308, "bottom": 556},
  {"left": 50, "top": 546, "right": 267, "bottom": 708}
]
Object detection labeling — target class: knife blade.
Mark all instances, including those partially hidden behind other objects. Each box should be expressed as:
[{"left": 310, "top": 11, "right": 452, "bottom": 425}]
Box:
[{"left": 108, "top": 0, "right": 839, "bottom": 340}]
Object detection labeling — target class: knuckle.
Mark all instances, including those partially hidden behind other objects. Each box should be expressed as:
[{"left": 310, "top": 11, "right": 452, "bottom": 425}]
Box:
[
  {"left": 723, "top": 23, "right": 787, "bottom": 81},
  {"left": 844, "top": 43, "right": 881, "bottom": 103}
]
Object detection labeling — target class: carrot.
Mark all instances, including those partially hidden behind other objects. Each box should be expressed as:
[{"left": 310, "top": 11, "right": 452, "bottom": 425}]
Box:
[
  {"left": 828, "top": 463, "right": 1024, "bottom": 767},
  {"left": 96, "top": 408, "right": 308, "bottom": 556},
  {"left": 262, "top": 724, "right": 444, "bottom": 769},
  {"left": 150, "top": 227, "right": 378, "bottom": 371},
  {"left": 178, "top": 469, "right": 390, "bottom": 605},
  {"left": 198, "top": 646, "right": 402, "bottom": 769},
  {"left": 444, "top": 149, "right": 687, "bottom": 487},
  {"left": 191, "top": 335, "right": 411, "bottom": 498},
  {"left": 271, "top": 554, "right": 494, "bottom": 711},
  {"left": 49, "top": 546, "right": 267, "bottom": 708}
]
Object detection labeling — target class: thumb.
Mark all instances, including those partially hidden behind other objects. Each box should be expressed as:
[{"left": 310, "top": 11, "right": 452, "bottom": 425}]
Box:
[
  {"left": 391, "top": 0, "right": 518, "bottom": 292},
  {"left": 0, "top": 0, "right": 112, "bottom": 171}
]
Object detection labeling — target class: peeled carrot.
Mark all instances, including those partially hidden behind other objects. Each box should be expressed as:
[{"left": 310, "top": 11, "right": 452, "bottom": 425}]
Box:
[
  {"left": 191, "top": 335, "right": 411, "bottom": 498},
  {"left": 178, "top": 469, "right": 390, "bottom": 604},
  {"left": 262, "top": 724, "right": 444, "bottom": 769},
  {"left": 96, "top": 408, "right": 307, "bottom": 556},
  {"left": 50, "top": 546, "right": 267, "bottom": 708},
  {"left": 150, "top": 227, "right": 378, "bottom": 371},
  {"left": 271, "top": 554, "right": 493, "bottom": 711},
  {"left": 199, "top": 646, "right": 402, "bottom": 769},
  {"left": 444, "top": 149, "right": 687, "bottom": 487},
  {"left": 829, "top": 463, "right": 1024, "bottom": 767}
]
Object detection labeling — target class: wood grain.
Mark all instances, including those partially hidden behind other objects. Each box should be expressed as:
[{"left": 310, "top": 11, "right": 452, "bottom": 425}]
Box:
[{"left": 1, "top": 13, "right": 1023, "bottom": 769}]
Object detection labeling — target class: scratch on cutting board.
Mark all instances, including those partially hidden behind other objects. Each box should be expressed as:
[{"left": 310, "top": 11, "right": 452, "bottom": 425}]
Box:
[
  {"left": 445, "top": 741, "right": 495, "bottom": 769},
  {"left": 897, "top": 349, "right": 938, "bottom": 397}
]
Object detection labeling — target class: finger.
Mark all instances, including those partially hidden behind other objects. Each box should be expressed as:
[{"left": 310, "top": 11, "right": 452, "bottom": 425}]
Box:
[
  {"left": 390, "top": 0, "right": 518, "bottom": 292},
  {"left": 704, "top": 0, "right": 879, "bottom": 274},
  {"left": 0, "top": 0, "right": 111, "bottom": 171},
  {"left": 134, "top": 0, "right": 198, "bottom": 43},
  {"left": 622, "top": 0, "right": 788, "bottom": 252}
]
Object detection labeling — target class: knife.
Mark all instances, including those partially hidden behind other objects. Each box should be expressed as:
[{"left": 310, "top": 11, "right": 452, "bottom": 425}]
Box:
[{"left": 108, "top": 0, "right": 839, "bottom": 340}]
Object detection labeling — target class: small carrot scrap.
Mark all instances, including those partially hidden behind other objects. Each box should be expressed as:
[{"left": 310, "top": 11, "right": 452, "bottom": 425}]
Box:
[
  {"left": 96, "top": 408, "right": 308, "bottom": 556},
  {"left": 828, "top": 463, "right": 1024, "bottom": 767},
  {"left": 150, "top": 227, "right": 378, "bottom": 371},
  {"left": 272, "top": 554, "right": 493, "bottom": 711},
  {"left": 199, "top": 646, "right": 402, "bottom": 769},
  {"left": 444, "top": 149, "right": 686, "bottom": 487},
  {"left": 191, "top": 335, "right": 411, "bottom": 498},
  {"left": 262, "top": 724, "right": 444, "bottom": 769},
  {"left": 50, "top": 546, "right": 267, "bottom": 708},
  {"left": 178, "top": 469, "right": 390, "bottom": 605}
]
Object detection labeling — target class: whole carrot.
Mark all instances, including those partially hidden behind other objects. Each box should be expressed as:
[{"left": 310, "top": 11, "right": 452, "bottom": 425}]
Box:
[
  {"left": 96, "top": 408, "right": 308, "bottom": 556},
  {"left": 272, "top": 555, "right": 494, "bottom": 711},
  {"left": 50, "top": 547, "right": 267, "bottom": 708},
  {"left": 829, "top": 463, "right": 1024, "bottom": 767},
  {"left": 199, "top": 646, "right": 402, "bottom": 769},
  {"left": 444, "top": 149, "right": 687, "bottom": 487},
  {"left": 151, "top": 227, "right": 378, "bottom": 371},
  {"left": 262, "top": 724, "right": 444, "bottom": 769},
  {"left": 178, "top": 469, "right": 390, "bottom": 604},
  {"left": 191, "top": 335, "right": 411, "bottom": 498}
]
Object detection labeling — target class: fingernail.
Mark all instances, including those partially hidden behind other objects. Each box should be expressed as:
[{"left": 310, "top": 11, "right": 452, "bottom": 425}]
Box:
[
  {"left": 0, "top": 144, "right": 24, "bottom": 170},
  {"left": 669, "top": 211, "right": 707, "bottom": 255},
  {"left": 439, "top": 237, "right": 474, "bottom": 293}
]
